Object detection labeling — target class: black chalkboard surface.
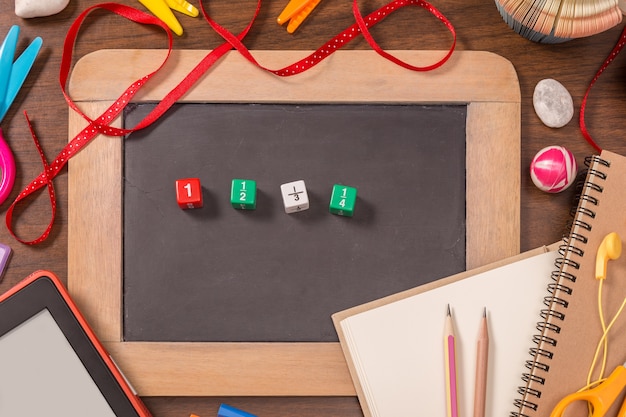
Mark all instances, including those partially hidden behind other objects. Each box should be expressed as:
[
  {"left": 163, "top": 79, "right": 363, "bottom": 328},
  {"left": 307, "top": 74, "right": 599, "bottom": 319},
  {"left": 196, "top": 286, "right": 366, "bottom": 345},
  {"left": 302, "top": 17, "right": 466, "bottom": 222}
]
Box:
[{"left": 123, "top": 102, "right": 467, "bottom": 342}]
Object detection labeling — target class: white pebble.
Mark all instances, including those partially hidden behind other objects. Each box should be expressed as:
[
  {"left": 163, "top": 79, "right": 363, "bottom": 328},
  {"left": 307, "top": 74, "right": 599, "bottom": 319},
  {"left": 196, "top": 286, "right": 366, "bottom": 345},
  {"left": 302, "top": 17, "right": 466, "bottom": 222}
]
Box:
[
  {"left": 533, "top": 78, "right": 574, "bottom": 128},
  {"left": 15, "top": 0, "right": 70, "bottom": 18}
]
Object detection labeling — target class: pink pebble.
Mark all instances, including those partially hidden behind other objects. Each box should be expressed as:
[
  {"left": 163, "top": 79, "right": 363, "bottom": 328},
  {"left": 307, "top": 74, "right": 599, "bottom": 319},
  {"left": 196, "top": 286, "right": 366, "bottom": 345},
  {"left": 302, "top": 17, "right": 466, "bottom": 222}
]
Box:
[{"left": 530, "top": 146, "right": 577, "bottom": 193}]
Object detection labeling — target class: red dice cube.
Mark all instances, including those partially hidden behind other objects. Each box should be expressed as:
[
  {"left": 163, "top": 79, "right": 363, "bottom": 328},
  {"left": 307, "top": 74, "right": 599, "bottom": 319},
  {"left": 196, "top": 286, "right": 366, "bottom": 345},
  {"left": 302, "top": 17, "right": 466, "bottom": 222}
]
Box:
[{"left": 175, "top": 178, "right": 203, "bottom": 209}]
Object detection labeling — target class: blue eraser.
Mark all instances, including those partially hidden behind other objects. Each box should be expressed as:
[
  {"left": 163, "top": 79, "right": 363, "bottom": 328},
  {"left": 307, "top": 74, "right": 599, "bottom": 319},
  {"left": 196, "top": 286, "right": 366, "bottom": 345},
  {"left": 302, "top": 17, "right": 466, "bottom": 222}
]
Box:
[
  {"left": 217, "top": 403, "right": 258, "bottom": 417},
  {"left": 0, "top": 242, "right": 11, "bottom": 282}
]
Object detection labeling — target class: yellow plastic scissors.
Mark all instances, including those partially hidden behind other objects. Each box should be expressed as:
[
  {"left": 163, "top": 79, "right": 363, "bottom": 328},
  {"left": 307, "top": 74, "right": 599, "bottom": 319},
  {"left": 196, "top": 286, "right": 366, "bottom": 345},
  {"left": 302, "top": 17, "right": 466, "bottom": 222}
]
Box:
[{"left": 550, "top": 361, "right": 626, "bottom": 417}]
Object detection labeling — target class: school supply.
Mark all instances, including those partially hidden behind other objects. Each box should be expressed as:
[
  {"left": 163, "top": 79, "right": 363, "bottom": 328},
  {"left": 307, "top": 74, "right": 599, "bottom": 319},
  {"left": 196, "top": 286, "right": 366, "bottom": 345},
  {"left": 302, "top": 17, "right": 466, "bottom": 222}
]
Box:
[
  {"left": 0, "top": 242, "right": 11, "bottom": 281},
  {"left": 550, "top": 361, "right": 626, "bottom": 417},
  {"left": 514, "top": 150, "right": 626, "bottom": 417},
  {"left": 137, "top": 0, "right": 198, "bottom": 36},
  {"left": 473, "top": 308, "right": 489, "bottom": 417},
  {"left": 0, "top": 129, "right": 16, "bottom": 205},
  {"left": 0, "top": 270, "right": 152, "bottom": 416},
  {"left": 444, "top": 305, "right": 460, "bottom": 417},
  {"left": 277, "top": 0, "right": 322, "bottom": 33},
  {"left": 0, "top": 25, "right": 42, "bottom": 123},
  {"left": 67, "top": 46, "right": 519, "bottom": 396},
  {"left": 546, "top": 233, "right": 624, "bottom": 417},
  {"left": 332, "top": 244, "right": 559, "bottom": 417},
  {"left": 0, "top": 25, "right": 41, "bottom": 205},
  {"left": 218, "top": 403, "right": 258, "bottom": 417}
]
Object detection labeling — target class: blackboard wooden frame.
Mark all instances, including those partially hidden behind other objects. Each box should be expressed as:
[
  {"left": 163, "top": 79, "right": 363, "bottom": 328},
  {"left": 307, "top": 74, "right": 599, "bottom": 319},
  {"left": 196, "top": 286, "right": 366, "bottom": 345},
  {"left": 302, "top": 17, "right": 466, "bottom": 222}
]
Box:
[{"left": 67, "top": 49, "right": 520, "bottom": 396}]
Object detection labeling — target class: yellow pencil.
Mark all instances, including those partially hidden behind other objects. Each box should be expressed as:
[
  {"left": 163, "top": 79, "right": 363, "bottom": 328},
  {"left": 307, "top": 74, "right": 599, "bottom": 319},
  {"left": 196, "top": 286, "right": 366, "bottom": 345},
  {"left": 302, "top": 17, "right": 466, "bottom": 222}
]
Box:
[{"left": 444, "top": 304, "right": 459, "bottom": 417}]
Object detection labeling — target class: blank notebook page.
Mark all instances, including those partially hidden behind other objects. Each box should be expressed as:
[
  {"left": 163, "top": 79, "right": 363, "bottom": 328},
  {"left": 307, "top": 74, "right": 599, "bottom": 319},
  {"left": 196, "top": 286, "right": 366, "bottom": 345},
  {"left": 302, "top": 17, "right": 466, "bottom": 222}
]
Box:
[{"left": 338, "top": 251, "right": 556, "bottom": 417}]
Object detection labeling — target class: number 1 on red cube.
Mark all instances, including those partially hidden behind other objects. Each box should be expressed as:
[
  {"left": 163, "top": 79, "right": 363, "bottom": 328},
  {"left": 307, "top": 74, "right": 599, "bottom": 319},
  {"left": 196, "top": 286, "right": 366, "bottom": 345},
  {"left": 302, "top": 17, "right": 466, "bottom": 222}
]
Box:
[{"left": 176, "top": 178, "right": 203, "bottom": 209}]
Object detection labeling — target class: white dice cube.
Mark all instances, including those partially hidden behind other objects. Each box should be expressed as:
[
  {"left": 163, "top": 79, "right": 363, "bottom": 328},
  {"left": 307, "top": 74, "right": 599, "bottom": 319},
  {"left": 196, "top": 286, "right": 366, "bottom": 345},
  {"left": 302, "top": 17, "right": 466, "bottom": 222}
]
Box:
[{"left": 280, "top": 180, "right": 310, "bottom": 213}]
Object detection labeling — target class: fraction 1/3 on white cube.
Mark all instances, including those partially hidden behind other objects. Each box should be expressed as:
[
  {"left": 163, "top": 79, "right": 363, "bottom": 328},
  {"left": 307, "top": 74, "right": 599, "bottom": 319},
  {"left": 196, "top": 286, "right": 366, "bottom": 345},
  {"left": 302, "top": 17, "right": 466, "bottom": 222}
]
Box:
[{"left": 280, "top": 180, "right": 309, "bottom": 213}]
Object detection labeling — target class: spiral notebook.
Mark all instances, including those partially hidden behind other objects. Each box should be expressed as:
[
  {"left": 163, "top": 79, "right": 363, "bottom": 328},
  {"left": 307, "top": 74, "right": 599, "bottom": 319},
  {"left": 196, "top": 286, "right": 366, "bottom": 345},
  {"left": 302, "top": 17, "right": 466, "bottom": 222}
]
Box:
[
  {"left": 332, "top": 244, "right": 560, "bottom": 417},
  {"left": 514, "top": 149, "right": 626, "bottom": 417}
]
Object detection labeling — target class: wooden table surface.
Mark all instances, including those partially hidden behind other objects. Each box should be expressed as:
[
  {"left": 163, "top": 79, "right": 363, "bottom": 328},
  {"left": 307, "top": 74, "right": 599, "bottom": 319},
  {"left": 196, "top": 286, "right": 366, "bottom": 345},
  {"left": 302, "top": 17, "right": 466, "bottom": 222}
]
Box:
[{"left": 1, "top": 0, "right": 626, "bottom": 416}]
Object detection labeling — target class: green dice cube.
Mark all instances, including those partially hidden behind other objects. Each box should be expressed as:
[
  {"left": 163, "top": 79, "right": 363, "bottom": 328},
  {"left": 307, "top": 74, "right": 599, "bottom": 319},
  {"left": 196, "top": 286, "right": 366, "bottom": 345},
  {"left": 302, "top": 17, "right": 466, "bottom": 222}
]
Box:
[
  {"left": 231, "top": 179, "right": 257, "bottom": 210},
  {"left": 329, "top": 184, "right": 357, "bottom": 217}
]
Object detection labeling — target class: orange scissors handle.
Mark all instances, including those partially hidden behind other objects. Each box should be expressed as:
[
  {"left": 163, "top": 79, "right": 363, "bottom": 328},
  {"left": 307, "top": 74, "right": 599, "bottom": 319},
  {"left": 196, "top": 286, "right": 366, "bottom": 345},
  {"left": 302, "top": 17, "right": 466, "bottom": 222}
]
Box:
[{"left": 551, "top": 364, "right": 626, "bottom": 417}]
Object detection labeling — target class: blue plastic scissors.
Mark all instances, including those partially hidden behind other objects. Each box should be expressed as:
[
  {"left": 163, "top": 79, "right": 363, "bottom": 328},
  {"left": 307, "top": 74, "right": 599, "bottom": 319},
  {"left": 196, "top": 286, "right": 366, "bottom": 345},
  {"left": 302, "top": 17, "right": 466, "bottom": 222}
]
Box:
[
  {"left": 0, "top": 25, "right": 42, "bottom": 205},
  {"left": 550, "top": 361, "right": 626, "bottom": 417}
]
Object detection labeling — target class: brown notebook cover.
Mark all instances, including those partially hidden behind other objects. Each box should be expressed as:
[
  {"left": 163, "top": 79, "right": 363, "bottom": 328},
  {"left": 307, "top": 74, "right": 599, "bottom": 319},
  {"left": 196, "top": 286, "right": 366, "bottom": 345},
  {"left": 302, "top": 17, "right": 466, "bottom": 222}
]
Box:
[{"left": 515, "top": 150, "right": 626, "bottom": 417}]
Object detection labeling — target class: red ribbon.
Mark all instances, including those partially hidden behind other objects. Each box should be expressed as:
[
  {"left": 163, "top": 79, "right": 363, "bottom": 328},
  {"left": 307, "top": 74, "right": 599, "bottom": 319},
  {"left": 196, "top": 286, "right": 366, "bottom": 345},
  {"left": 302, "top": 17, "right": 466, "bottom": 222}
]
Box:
[
  {"left": 200, "top": 0, "right": 456, "bottom": 75},
  {"left": 6, "top": 0, "right": 456, "bottom": 245},
  {"left": 580, "top": 25, "right": 626, "bottom": 154}
]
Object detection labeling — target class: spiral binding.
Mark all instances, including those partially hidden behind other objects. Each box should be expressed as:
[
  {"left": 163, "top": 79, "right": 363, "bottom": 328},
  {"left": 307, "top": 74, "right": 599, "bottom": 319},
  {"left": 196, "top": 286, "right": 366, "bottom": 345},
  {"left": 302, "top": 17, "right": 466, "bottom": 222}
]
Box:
[{"left": 511, "top": 155, "right": 610, "bottom": 417}]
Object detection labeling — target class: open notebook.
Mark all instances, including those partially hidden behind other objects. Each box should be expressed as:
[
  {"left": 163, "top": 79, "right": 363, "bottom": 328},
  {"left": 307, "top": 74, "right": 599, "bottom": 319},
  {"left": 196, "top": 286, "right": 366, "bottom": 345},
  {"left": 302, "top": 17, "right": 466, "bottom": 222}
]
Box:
[{"left": 332, "top": 244, "right": 558, "bottom": 417}]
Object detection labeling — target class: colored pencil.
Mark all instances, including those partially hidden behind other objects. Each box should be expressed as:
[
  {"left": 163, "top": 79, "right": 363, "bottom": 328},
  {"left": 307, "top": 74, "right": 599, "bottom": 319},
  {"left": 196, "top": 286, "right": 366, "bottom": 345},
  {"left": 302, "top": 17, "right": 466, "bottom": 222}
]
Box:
[{"left": 444, "top": 304, "right": 459, "bottom": 417}]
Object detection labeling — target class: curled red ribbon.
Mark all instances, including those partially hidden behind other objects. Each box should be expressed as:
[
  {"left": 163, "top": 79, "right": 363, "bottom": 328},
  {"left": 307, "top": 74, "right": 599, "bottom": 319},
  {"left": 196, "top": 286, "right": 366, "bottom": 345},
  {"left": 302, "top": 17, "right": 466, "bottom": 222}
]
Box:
[
  {"left": 6, "top": 0, "right": 456, "bottom": 244},
  {"left": 579, "top": 26, "right": 626, "bottom": 154}
]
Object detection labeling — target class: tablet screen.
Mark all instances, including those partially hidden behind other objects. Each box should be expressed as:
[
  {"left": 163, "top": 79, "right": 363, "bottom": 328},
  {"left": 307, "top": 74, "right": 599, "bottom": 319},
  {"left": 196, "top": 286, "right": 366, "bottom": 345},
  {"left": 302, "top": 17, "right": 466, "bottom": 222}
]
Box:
[
  {"left": 0, "top": 308, "right": 117, "bottom": 416},
  {"left": 0, "top": 272, "right": 149, "bottom": 417}
]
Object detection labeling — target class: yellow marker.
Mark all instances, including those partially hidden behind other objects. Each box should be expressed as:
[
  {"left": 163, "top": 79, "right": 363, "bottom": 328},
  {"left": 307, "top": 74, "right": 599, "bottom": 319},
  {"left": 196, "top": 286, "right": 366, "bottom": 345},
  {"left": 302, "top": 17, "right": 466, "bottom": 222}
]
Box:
[
  {"left": 138, "top": 0, "right": 198, "bottom": 36},
  {"left": 595, "top": 232, "right": 622, "bottom": 280},
  {"left": 277, "top": 0, "right": 322, "bottom": 33}
]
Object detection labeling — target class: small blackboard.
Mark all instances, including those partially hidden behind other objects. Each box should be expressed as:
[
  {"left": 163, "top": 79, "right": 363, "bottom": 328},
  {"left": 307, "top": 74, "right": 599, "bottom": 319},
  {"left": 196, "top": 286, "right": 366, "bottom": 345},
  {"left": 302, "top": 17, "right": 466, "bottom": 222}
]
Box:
[
  {"left": 67, "top": 49, "right": 520, "bottom": 396},
  {"left": 123, "top": 102, "right": 467, "bottom": 343}
]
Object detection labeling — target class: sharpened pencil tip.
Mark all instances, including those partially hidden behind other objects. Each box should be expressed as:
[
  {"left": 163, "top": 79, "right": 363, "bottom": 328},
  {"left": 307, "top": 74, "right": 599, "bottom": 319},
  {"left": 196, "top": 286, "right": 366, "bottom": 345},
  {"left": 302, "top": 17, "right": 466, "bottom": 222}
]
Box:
[
  {"left": 447, "top": 304, "right": 451, "bottom": 316},
  {"left": 483, "top": 306, "right": 487, "bottom": 317}
]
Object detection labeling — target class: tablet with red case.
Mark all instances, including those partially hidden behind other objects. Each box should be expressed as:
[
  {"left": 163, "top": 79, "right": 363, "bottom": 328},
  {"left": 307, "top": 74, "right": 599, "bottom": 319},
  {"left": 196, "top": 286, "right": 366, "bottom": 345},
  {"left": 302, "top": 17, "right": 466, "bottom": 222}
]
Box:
[{"left": 0, "top": 270, "right": 152, "bottom": 416}]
